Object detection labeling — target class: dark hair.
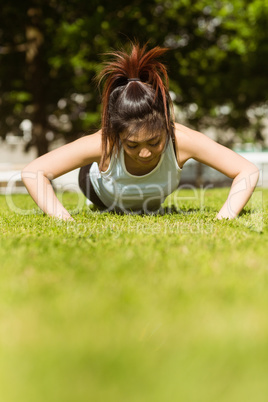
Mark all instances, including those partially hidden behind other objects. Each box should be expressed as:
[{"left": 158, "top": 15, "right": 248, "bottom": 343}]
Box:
[{"left": 98, "top": 42, "right": 174, "bottom": 169}]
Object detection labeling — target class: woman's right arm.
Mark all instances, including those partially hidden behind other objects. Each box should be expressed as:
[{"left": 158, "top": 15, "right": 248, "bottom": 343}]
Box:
[{"left": 21, "top": 130, "right": 102, "bottom": 221}]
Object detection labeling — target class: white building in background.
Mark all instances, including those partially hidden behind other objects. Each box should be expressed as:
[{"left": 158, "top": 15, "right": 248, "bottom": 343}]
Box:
[
  {"left": 0, "top": 134, "right": 80, "bottom": 194},
  {"left": 181, "top": 153, "right": 268, "bottom": 187}
]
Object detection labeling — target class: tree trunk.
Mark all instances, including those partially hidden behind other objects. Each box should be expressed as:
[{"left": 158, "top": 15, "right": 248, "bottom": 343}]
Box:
[
  {"left": 195, "top": 162, "right": 204, "bottom": 188},
  {"left": 26, "top": 6, "right": 49, "bottom": 156}
]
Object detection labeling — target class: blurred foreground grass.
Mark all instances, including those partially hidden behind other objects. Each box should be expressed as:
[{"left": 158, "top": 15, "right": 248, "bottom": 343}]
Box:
[{"left": 0, "top": 188, "right": 268, "bottom": 402}]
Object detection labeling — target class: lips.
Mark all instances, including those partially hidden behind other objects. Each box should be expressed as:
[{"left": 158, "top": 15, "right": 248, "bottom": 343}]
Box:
[{"left": 138, "top": 158, "right": 154, "bottom": 164}]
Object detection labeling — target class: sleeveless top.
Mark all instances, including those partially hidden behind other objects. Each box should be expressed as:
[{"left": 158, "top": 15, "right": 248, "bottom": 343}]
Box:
[{"left": 89, "top": 138, "right": 182, "bottom": 212}]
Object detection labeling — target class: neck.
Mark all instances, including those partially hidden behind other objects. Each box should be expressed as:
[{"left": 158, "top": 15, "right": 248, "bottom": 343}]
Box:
[{"left": 124, "top": 152, "right": 161, "bottom": 176}]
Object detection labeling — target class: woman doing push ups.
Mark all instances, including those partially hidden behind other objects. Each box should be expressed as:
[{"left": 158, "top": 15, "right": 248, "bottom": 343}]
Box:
[{"left": 22, "top": 43, "right": 259, "bottom": 221}]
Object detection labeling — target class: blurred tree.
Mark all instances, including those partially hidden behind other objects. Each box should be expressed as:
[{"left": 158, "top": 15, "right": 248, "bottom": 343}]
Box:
[{"left": 0, "top": 0, "right": 268, "bottom": 156}]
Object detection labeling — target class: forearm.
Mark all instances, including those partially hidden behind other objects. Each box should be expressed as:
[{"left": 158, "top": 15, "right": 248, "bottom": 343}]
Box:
[
  {"left": 22, "top": 170, "right": 74, "bottom": 221},
  {"left": 217, "top": 167, "right": 259, "bottom": 219}
]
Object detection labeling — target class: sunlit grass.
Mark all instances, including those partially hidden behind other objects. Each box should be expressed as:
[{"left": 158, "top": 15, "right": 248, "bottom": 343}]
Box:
[{"left": 0, "top": 188, "right": 267, "bottom": 402}]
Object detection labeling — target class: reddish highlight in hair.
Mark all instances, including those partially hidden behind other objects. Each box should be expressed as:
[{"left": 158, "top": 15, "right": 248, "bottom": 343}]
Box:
[{"left": 97, "top": 42, "right": 173, "bottom": 168}]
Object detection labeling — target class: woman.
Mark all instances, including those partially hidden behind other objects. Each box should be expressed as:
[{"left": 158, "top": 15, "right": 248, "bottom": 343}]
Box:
[{"left": 22, "top": 43, "right": 259, "bottom": 221}]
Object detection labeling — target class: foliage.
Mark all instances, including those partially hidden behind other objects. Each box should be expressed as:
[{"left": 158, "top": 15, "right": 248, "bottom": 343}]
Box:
[
  {"left": 0, "top": 0, "right": 268, "bottom": 155},
  {"left": 0, "top": 188, "right": 267, "bottom": 401}
]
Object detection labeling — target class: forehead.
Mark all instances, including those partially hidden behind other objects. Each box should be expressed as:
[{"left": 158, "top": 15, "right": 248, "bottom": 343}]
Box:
[{"left": 120, "top": 129, "right": 166, "bottom": 143}]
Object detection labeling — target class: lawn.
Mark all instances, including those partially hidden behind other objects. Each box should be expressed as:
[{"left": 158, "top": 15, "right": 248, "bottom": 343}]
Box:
[{"left": 0, "top": 188, "right": 267, "bottom": 402}]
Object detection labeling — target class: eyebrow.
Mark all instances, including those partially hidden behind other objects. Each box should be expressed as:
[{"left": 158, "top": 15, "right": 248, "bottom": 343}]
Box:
[{"left": 125, "top": 134, "right": 162, "bottom": 144}]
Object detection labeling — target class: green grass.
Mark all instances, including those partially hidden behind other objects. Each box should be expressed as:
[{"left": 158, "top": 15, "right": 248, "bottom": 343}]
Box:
[{"left": 0, "top": 188, "right": 268, "bottom": 402}]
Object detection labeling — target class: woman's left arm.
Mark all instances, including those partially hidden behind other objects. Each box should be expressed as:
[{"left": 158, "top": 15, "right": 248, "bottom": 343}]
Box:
[{"left": 175, "top": 123, "right": 260, "bottom": 219}]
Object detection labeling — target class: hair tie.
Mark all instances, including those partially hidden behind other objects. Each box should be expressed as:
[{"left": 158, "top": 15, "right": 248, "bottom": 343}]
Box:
[{"left": 127, "top": 78, "right": 141, "bottom": 82}]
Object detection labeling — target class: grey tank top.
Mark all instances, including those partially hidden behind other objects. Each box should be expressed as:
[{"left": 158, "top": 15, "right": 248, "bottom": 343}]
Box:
[{"left": 89, "top": 138, "right": 182, "bottom": 212}]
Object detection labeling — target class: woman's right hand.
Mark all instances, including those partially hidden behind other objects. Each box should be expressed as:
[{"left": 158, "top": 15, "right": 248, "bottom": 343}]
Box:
[{"left": 21, "top": 130, "right": 102, "bottom": 220}]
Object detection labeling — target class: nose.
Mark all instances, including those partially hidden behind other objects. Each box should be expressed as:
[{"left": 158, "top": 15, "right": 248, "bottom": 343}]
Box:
[{"left": 139, "top": 147, "right": 151, "bottom": 158}]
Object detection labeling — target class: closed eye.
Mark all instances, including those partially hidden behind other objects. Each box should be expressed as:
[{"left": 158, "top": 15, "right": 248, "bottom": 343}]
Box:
[
  {"left": 149, "top": 140, "right": 161, "bottom": 147},
  {"left": 126, "top": 144, "right": 138, "bottom": 149},
  {"left": 126, "top": 139, "right": 161, "bottom": 149}
]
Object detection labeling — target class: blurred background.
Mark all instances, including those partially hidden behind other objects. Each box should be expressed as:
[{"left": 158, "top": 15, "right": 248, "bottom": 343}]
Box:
[{"left": 1, "top": 0, "right": 268, "bottom": 193}]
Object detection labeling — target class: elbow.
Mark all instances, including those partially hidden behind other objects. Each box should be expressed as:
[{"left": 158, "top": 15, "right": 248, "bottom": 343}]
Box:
[
  {"left": 246, "top": 162, "right": 260, "bottom": 189},
  {"left": 251, "top": 162, "right": 260, "bottom": 184},
  {"left": 21, "top": 164, "right": 50, "bottom": 188},
  {"left": 234, "top": 162, "right": 260, "bottom": 189},
  {"left": 21, "top": 164, "right": 31, "bottom": 185},
  {"left": 21, "top": 163, "right": 37, "bottom": 185},
  {"left": 21, "top": 166, "right": 27, "bottom": 185}
]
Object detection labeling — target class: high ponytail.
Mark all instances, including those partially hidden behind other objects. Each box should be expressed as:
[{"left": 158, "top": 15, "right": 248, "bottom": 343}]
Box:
[{"left": 97, "top": 42, "right": 174, "bottom": 169}]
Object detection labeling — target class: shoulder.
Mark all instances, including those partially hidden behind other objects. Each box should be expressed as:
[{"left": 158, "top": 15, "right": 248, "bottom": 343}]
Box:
[
  {"left": 72, "top": 129, "right": 103, "bottom": 163},
  {"left": 173, "top": 122, "right": 257, "bottom": 179},
  {"left": 174, "top": 122, "right": 206, "bottom": 146},
  {"left": 173, "top": 122, "right": 208, "bottom": 167},
  {"left": 22, "top": 129, "right": 103, "bottom": 179},
  {"left": 77, "top": 129, "right": 102, "bottom": 151},
  {"left": 174, "top": 122, "right": 229, "bottom": 165}
]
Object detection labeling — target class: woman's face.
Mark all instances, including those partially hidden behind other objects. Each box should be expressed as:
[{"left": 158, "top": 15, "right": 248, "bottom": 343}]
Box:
[{"left": 120, "top": 129, "right": 167, "bottom": 169}]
